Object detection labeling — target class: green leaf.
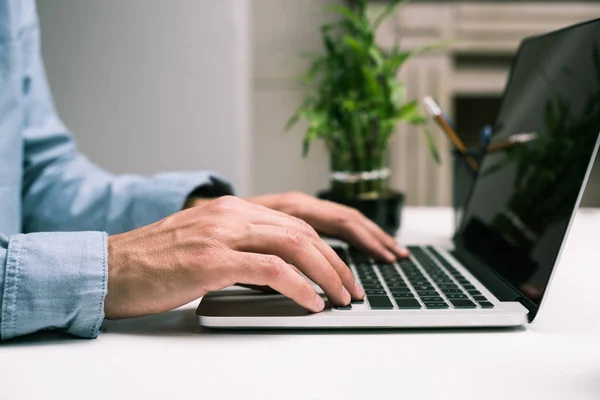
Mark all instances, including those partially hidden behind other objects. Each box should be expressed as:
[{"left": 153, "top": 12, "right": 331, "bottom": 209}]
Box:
[
  {"left": 396, "top": 100, "right": 427, "bottom": 125},
  {"left": 423, "top": 128, "right": 441, "bottom": 164},
  {"left": 356, "top": 0, "right": 367, "bottom": 16},
  {"left": 362, "top": 65, "right": 381, "bottom": 97},
  {"left": 285, "top": 112, "right": 301, "bottom": 132},
  {"left": 389, "top": 80, "right": 406, "bottom": 105},
  {"left": 369, "top": 47, "right": 385, "bottom": 69},
  {"left": 410, "top": 40, "right": 454, "bottom": 56},
  {"left": 323, "top": 5, "right": 367, "bottom": 30},
  {"left": 300, "top": 56, "right": 327, "bottom": 84},
  {"left": 344, "top": 35, "right": 367, "bottom": 56},
  {"left": 302, "top": 128, "right": 319, "bottom": 157},
  {"left": 322, "top": 33, "right": 336, "bottom": 57},
  {"left": 372, "top": 0, "right": 409, "bottom": 31}
]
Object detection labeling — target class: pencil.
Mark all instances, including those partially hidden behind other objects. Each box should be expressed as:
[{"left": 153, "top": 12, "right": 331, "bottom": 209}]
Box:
[
  {"left": 423, "top": 96, "right": 479, "bottom": 171},
  {"left": 486, "top": 132, "right": 538, "bottom": 153}
]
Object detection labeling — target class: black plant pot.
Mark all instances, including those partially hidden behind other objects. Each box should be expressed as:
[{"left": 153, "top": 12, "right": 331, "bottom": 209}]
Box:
[{"left": 317, "top": 189, "right": 404, "bottom": 236}]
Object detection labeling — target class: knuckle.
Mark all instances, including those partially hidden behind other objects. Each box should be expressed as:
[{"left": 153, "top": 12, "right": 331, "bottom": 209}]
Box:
[
  {"left": 212, "top": 195, "right": 240, "bottom": 211},
  {"left": 285, "top": 228, "right": 308, "bottom": 248},
  {"left": 263, "top": 255, "right": 285, "bottom": 279},
  {"left": 291, "top": 216, "right": 318, "bottom": 237},
  {"left": 286, "top": 191, "right": 307, "bottom": 202},
  {"left": 348, "top": 208, "right": 363, "bottom": 219}
]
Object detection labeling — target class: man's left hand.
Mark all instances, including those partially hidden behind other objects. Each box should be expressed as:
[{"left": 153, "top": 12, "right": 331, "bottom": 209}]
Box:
[{"left": 247, "top": 192, "right": 408, "bottom": 262}]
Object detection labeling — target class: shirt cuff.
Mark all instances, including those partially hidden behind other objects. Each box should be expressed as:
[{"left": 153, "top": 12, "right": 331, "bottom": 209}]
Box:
[
  {"left": 1, "top": 231, "right": 107, "bottom": 340},
  {"left": 119, "top": 171, "right": 234, "bottom": 233}
]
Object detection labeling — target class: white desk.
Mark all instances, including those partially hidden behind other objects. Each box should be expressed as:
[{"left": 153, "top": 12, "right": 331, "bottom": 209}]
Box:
[{"left": 2, "top": 207, "right": 600, "bottom": 400}]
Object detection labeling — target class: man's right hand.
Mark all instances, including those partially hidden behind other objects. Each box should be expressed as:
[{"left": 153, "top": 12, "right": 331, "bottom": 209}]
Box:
[{"left": 104, "top": 196, "right": 365, "bottom": 319}]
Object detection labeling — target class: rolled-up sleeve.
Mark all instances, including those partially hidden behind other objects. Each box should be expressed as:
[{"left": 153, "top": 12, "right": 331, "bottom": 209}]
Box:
[{"left": 0, "top": 231, "right": 107, "bottom": 340}]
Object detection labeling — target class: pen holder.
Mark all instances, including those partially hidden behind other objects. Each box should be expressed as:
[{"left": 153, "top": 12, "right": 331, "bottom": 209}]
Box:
[{"left": 452, "top": 149, "right": 483, "bottom": 233}]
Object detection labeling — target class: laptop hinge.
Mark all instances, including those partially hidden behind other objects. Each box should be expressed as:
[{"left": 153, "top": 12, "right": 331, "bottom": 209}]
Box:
[{"left": 450, "top": 247, "right": 538, "bottom": 321}]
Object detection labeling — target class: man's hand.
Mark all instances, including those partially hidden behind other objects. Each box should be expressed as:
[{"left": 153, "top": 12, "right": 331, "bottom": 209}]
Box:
[
  {"left": 247, "top": 192, "right": 408, "bottom": 262},
  {"left": 187, "top": 192, "right": 408, "bottom": 262},
  {"left": 105, "top": 196, "right": 364, "bottom": 319}
]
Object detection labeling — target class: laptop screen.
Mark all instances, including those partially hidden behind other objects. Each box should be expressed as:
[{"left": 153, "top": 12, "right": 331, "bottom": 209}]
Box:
[{"left": 455, "top": 19, "right": 600, "bottom": 307}]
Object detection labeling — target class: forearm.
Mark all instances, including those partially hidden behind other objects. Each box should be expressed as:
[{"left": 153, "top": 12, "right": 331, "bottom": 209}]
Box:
[{"left": 23, "top": 149, "right": 234, "bottom": 234}]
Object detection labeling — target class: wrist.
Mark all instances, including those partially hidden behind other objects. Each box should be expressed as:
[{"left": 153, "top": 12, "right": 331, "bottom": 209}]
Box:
[
  {"left": 183, "top": 196, "right": 214, "bottom": 209},
  {"left": 104, "top": 234, "right": 128, "bottom": 319}
]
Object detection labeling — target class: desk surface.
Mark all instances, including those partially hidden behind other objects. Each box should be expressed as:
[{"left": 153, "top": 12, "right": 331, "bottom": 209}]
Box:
[{"left": 2, "top": 207, "right": 600, "bottom": 400}]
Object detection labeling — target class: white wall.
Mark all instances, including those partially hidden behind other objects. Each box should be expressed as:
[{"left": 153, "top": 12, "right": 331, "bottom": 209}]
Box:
[
  {"left": 37, "top": 0, "right": 252, "bottom": 196},
  {"left": 252, "top": 0, "right": 343, "bottom": 196}
]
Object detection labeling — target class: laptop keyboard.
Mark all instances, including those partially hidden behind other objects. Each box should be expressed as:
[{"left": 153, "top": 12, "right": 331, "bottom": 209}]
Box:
[{"left": 333, "top": 245, "right": 494, "bottom": 310}]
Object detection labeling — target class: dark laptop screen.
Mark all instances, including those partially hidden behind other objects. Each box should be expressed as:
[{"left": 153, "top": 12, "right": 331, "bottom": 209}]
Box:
[{"left": 456, "top": 19, "right": 600, "bottom": 306}]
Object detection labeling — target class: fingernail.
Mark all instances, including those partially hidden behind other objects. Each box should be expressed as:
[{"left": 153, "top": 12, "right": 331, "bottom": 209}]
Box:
[
  {"left": 397, "top": 246, "right": 409, "bottom": 257},
  {"left": 384, "top": 250, "right": 396, "bottom": 262},
  {"left": 355, "top": 281, "right": 365, "bottom": 298},
  {"left": 314, "top": 294, "right": 325, "bottom": 312},
  {"left": 341, "top": 286, "right": 351, "bottom": 304}
]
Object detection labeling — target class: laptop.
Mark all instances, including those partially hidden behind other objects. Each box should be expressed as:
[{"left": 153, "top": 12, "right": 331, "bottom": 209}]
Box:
[{"left": 197, "top": 18, "right": 600, "bottom": 329}]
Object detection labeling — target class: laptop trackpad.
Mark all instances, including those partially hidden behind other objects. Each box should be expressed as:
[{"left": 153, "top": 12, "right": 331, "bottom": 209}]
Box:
[{"left": 197, "top": 289, "right": 327, "bottom": 317}]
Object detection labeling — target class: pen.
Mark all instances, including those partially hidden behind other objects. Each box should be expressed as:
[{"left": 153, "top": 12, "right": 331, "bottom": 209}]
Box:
[
  {"left": 486, "top": 132, "right": 538, "bottom": 153},
  {"left": 423, "top": 96, "right": 479, "bottom": 171}
]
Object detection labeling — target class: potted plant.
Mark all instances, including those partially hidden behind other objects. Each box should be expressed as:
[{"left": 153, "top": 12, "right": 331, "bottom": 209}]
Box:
[{"left": 286, "top": 0, "right": 442, "bottom": 234}]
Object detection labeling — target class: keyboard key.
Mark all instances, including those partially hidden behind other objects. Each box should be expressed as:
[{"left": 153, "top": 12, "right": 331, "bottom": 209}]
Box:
[
  {"left": 414, "top": 285, "right": 434, "bottom": 291},
  {"left": 411, "top": 280, "right": 430, "bottom": 286},
  {"left": 392, "top": 293, "right": 415, "bottom": 299},
  {"left": 478, "top": 302, "right": 494, "bottom": 308},
  {"left": 336, "top": 304, "right": 352, "bottom": 310},
  {"left": 446, "top": 294, "right": 468, "bottom": 299},
  {"left": 387, "top": 284, "right": 408, "bottom": 290},
  {"left": 385, "top": 278, "right": 405, "bottom": 283},
  {"left": 365, "top": 289, "right": 387, "bottom": 295},
  {"left": 425, "top": 302, "right": 449, "bottom": 309},
  {"left": 467, "top": 290, "right": 482, "bottom": 296},
  {"left": 442, "top": 289, "right": 463, "bottom": 294},
  {"left": 360, "top": 276, "right": 380, "bottom": 282},
  {"left": 362, "top": 284, "right": 384, "bottom": 290},
  {"left": 473, "top": 295, "right": 488, "bottom": 301},
  {"left": 394, "top": 299, "right": 422, "bottom": 309},
  {"left": 462, "top": 284, "right": 476, "bottom": 290},
  {"left": 437, "top": 284, "right": 458, "bottom": 290},
  {"left": 367, "top": 296, "right": 394, "bottom": 309},
  {"left": 351, "top": 299, "right": 364, "bottom": 304},
  {"left": 390, "top": 288, "right": 412, "bottom": 294},
  {"left": 450, "top": 300, "right": 477, "bottom": 309},
  {"left": 421, "top": 296, "right": 444, "bottom": 302},
  {"left": 417, "top": 290, "right": 439, "bottom": 296}
]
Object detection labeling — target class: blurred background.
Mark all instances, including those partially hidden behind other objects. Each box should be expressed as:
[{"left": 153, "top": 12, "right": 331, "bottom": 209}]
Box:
[{"left": 37, "top": 0, "right": 599, "bottom": 206}]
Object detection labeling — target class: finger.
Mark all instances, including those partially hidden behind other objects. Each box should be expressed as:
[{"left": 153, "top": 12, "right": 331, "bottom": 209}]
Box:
[
  {"left": 362, "top": 218, "right": 409, "bottom": 258},
  {"left": 237, "top": 225, "right": 351, "bottom": 306},
  {"left": 312, "top": 239, "right": 365, "bottom": 300},
  {"left": 235, "top": 283, "right": 278, "bottom": 293},
  {"left": 233, "top": 252, "right": 325, "bottom": 312},
  {"left": 337, "top": 221, "right": 396, "bottom": 262}
]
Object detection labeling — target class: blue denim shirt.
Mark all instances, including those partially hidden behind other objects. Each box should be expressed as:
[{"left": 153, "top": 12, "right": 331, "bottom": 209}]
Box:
[{"left": 0, "top": 1, "right": 232, "bottom": 340}]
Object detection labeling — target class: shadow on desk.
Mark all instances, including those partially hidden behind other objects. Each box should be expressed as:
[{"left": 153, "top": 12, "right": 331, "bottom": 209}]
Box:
[{"left": 2, "top": 307, "right": 526, "bottom": 346}]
